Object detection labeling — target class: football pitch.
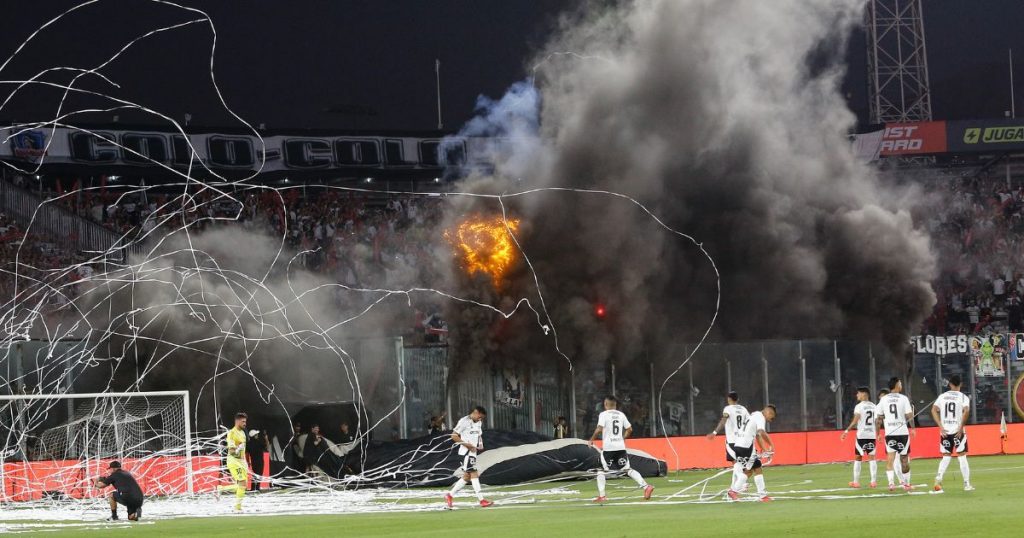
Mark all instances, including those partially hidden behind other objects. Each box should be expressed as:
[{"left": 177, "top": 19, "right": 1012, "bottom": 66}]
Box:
[{"left": 5, "top": 454, "right": 1022, "bottom": 537}]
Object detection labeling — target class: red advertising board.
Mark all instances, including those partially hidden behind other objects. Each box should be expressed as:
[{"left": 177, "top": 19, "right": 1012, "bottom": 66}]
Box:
[{"left": 879, "top": 121, "right": 947, "bottom": 155}]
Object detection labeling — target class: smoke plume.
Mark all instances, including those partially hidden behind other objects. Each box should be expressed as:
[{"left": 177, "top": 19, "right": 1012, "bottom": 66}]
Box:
[{"left": 444, "top": 0, "right": 936, "bottom": 372}]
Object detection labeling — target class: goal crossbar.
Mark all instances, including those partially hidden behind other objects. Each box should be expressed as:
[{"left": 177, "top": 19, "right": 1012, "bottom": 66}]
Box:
[{"left": 0, "top": 390, "right": 194, "bottom": 498}]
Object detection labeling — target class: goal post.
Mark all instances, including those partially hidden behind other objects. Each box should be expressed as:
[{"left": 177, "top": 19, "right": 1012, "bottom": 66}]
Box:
[{"left": 0, "top": 390, "right": 194, "bottom": 502}]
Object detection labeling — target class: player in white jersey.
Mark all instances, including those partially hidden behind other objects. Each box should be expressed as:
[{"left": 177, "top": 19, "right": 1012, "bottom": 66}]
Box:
[
  {"left": 878, "top": 378, "right": 915, "bottom": 492},
  {"left": 930, "top": 375, "right": 974, "bottom": 491},
  {"left": 589, "top": 395, "right": 654, "bottom": 503},
  {"left": 444, "top": 406, "right": 492, "bottom": 508},
  {"left": 706, "top": 391, "right": 750, "bottom": 465},
  {"left": 727, "top": 404, "right": 777, "bottom": 502},
  {"left": 841, "top": 387, "right": 879, "bottom": 488}
]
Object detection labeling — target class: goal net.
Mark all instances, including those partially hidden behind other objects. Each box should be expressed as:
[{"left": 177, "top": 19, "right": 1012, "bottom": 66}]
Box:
[{"left": 0, "top": 391, "right": 194, "bottom": 502}]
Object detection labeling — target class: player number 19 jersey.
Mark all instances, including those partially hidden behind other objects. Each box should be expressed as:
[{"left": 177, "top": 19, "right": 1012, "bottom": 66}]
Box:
[
  {"left": 935, "top": 390, "right": 970, "bottom": 435},
  {"left": 597, "top": 410, "right": 631, "bottom": 451}
]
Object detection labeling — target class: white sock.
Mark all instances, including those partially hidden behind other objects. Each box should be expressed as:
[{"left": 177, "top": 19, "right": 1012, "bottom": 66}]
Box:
[
  {"left": 734, "top": 471, "right": 749, "bottom": 492},
  {"left": 753, "top": 474, "right": 766, "bottom": 495},
  {"left": 597, "top": 472, "right": 607, "bottom": 497},
  {"left": 904, "top": 471, "right": 911, "bottom": 485},
  {"left": 449, "top": 480, "right": 466, "bottom": 496},
  {"left": 886, "top": 470, "right": 895, "bottom": 485},
  {"left": 893, "top": 458, "right": 905, "bottom": 484},
  {"left": 731, "top": 463, "right": 745, "bottom": 491},
  {"left": 936, "top": 456, "right": 951, "bottom": 481},
  {"left": 470, "top": 478, "right": 484, "bottom": 501},
  {"left": 958, "top": 456, "right": 971, "bottom": 484},
  {"left": 853, "top": 460, "right": 862, "bottom": 483},
  {"left": 626, "top": 469, "right": 647, "bottom": 488},
  {"left": 869, "top": 460, "right": 878, "bottom": 482}
]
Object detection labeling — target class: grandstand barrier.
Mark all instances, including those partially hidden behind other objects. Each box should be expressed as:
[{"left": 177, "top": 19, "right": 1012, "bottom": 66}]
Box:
[
  {"left": 0, "top": 179, "right": 140, "bottom": 261},
  {"left": 621, "top": 423, "right": 1024, "bottom": 472},
  {"left": 0, "top": 454, "right": 271, "bottom": 502}
]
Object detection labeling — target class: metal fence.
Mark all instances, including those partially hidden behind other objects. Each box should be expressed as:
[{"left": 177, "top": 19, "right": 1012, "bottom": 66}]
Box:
[
  {"left": 401, "top": 338, "right": 1020, "bottom": 440},
  {"left": 0, "top": 179, "right": 137, "bottom": 261}
]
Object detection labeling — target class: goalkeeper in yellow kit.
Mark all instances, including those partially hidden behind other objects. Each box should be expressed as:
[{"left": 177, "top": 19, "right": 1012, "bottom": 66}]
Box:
[{"left": 217, "top": 412, "right": 249, "bottom": 511}]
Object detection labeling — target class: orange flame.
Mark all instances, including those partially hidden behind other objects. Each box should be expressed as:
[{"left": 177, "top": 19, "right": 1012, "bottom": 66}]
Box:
[{"left": 446, "top": 215, "right": 521, "bottom": 288}]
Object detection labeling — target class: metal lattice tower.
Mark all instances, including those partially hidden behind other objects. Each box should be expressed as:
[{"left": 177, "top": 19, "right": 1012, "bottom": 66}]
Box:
[{"left": 865, "top": 0, "right": 933, "bottom": 124}]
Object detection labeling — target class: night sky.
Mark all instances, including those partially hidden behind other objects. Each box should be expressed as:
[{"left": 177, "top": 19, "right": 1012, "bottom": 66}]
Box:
[{"left": 0, "top": 0, "right": 1021, "bottom": 132}]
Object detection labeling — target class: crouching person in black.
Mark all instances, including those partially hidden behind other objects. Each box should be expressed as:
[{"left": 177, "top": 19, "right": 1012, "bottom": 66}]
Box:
[{"left": 95, "top": 461, "right": 144, "bottom": 521}]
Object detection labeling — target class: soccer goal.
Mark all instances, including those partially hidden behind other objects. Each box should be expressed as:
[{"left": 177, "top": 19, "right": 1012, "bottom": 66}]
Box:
[{"left": 0, "top": 390, "right": 193, "bottom": 502}]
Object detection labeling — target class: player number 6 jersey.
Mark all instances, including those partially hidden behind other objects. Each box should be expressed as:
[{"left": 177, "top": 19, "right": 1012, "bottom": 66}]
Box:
[{"left": 597, "top": 410, "right": 630, "bottom": 451}]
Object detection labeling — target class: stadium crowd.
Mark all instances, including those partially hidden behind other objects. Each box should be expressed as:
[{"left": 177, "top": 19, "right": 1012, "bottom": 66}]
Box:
[
  {"left": 2, "top": 176, "right": 450, "bottom": 338},
  {"left": 923, "top": 175, "right": 1024, "bottom": 335},
  {"left": 5, "top": 172, "right": 1024, "bottom": 338},
  {"left": 0, "top": 211, "right": 90, "bottom": 310}
]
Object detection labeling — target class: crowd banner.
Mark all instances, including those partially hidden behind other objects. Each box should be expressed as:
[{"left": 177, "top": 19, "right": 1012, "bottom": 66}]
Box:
[
  {"left": 2, "top": 126, "right": 494, "bottom": 172},
  {"left": 1009, "top": 333, "right": 1024, "bottom": 361},
  {"left": 970, "top": 335, "right": 1007, "bottom": 378}
]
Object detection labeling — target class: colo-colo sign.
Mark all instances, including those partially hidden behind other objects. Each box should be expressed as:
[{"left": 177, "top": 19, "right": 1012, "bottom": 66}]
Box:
[
  {"left": 910, "top": 335, "right": 969, "bottom": 355},
  {"left": 1, "top": 127, "right": 479, "bottom": 171}
]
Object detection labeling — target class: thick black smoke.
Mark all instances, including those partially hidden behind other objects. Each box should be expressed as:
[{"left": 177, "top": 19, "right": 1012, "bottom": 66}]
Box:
[{"left": 443, "top": 0, "right": 936, "bottom": 373}]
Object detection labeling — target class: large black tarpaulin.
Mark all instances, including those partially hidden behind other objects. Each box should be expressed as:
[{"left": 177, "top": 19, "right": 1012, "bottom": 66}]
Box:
[{"left": 352, "top": 430, "right": 666, "bottom": 487}]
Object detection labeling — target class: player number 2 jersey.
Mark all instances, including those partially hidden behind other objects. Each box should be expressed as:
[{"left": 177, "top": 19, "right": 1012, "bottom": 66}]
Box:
[
  {"left": 935, "top": 390, "right": 970, "bottom": 435},
  {"left": 853, "top": 401, "right": 877, "bottom": 439},
  {"left": 879, "top": 393, "right": 913, "bottom": 436},
  {"left": 226, "top": 427, "right": 247, "bottom": 465},
  {"left": 453, "top": 415, "right": 483, "bottom": 456},
  {"left": 597, "top": 410, "right": 631, "bottom": 451},
  {"left": 722, "top": 404, "right": 750, "bottom": 444}
]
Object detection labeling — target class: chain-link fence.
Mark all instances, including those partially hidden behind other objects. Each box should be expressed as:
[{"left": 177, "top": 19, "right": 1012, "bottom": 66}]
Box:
[{"left": 404, "top": 336, "right": 1020, "bottom": 439}]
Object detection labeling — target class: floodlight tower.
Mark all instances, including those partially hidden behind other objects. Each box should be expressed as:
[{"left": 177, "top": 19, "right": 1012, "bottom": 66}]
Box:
[{"left": 865, "top": 0, "right": 933, "bottom": 123}]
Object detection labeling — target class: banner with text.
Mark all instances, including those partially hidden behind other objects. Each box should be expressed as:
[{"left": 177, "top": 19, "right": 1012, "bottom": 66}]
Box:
[
  {"left": 910, "top": 334, "right": 1008, "bottom": 378},
  {"left": 946, "top": 119, "right": 1024, "bottom": 153},
  {"left": 1, "top": 126, "right": 491, "bottom": 173}
]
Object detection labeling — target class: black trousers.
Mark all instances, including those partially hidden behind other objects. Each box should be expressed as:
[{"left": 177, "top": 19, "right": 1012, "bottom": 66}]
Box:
[{"left": 249, "top": 453, "right": 265, "bottom": 491}]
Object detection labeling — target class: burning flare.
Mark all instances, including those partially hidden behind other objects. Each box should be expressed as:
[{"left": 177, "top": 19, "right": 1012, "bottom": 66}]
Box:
[{"left": 446, "top": 215, "right": 522, "bottom": 288}]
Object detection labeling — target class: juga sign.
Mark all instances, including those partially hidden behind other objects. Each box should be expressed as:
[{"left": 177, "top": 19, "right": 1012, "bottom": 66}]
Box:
[{"left": 947, "top": 119, "right": 1024, "bottom": 152}]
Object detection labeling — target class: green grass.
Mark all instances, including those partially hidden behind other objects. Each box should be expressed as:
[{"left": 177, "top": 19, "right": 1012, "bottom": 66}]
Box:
[{"left": 7, "top": 454, "right": 1023, "bottom": 537}]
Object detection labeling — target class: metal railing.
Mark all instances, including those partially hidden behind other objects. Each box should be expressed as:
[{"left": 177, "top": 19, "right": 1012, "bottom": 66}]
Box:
[
  {"left": 0, "top": 180, "right": 136, "bottom": 261},
  {"left": 402, "top": 338, "right": 1020, "bottom": 440}
]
